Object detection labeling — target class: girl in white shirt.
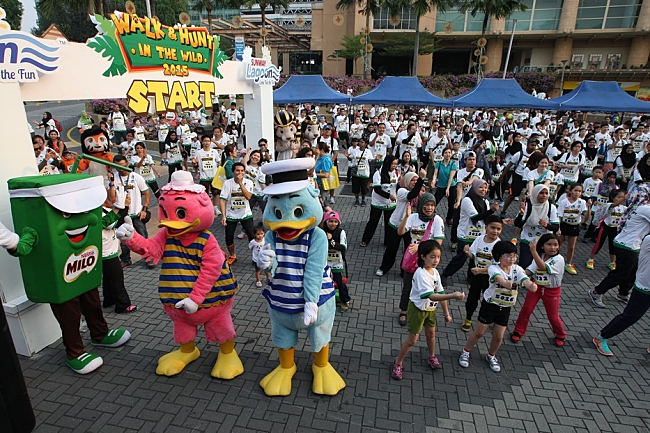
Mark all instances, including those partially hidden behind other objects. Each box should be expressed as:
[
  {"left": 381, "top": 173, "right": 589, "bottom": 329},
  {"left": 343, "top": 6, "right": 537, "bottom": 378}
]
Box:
[{"left": 130, "top": 142, "right": 160, "bottom": 198}]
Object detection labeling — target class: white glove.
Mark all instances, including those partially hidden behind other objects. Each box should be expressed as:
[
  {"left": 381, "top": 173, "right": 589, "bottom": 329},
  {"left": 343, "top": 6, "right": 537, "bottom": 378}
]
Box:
[
  {"left": 116, "top": 216, "right": 135, "bottom": 241},
  {"left": 303, "top": 302, "right": 318, "bottom": 326},
  {"left": 255, "top": 244, "right": 276, "bottom": 270},
  {"left": 175, "top": 298, "right": 199, "bottom": 314},
  {"left": 0, "top": 221, "right": 19, "bottom": 250}
]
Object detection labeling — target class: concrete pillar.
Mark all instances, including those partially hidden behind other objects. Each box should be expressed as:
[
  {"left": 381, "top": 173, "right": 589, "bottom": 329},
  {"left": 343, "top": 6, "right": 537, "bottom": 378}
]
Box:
[
  {"left": 282, "top": 52, "right": 290, "bottom": 74},
  {"left": 485, "top": 38, "right": 504, "bottom": 73},
  {"left": 557, "top": 0, "right": 579, "bottom": 33},
  {"left": 552, "top": 38, "right": 573, "bottom": 67},
  {"left": 636, "top": 0, "right": 650, "bottom": 31},
  {"left": 416, "top": 53, "right": 433, "bottom": 76},
  {"left": 628, "top": 36, "right": 650, "bottom": 68}
]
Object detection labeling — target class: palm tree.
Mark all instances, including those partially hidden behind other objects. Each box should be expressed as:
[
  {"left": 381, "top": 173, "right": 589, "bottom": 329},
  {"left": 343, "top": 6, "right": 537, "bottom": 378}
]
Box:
[
  {"left": 404, "top": 0, "right": 453, "bottom": 76},
  {"left": 37, "top": 0, "right": 109, "bottom": 18},
  {"left": 459, "top": 0, "right": 528, "bottom": 77},
  {"left": 193, "top": 0, "right": 215, "bottom": 34},
  {"left": 244, "top": 0, "right": 291, "bottom": 44},
  {"left": 335, "top": 0, "right": 387, "bottom": 79}
]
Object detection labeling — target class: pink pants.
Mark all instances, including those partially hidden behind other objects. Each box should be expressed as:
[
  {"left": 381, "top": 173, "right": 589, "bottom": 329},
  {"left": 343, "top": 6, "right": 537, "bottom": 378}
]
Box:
[
  {"left": 163, "top": 297, "right": 236, "bottom": 344},
  {"left": 513, "top": 286, "right": 566, "bottom": 340}
]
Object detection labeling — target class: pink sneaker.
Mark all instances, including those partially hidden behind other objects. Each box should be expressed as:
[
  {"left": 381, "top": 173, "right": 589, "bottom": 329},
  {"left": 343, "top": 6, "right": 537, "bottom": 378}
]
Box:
[
  {"left": 391, "top": 363, "right": 403, "bottom": 380},
  {"left": 428, "top": 356, "right": 442, "bottom": 369}
]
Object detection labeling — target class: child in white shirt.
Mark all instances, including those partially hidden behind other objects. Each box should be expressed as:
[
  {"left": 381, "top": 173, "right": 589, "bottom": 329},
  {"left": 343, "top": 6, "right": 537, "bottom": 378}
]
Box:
[{"left": 249, "top": 224, "right": 271, "bottom": 287}]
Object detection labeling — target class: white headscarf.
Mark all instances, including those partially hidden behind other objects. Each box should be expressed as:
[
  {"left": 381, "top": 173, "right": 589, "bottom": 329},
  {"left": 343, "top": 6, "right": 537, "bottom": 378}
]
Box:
[{"left": 525, "top": 184, "right": 550, "bottom": 228}]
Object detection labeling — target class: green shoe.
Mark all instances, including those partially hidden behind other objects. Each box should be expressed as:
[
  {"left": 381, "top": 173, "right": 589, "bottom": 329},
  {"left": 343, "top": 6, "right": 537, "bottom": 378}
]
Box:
[
  {"left": 91, "top": 329, "right": 131, "bottom": 348},
  {"left": 65, "top": 352, "right": 103, "bottom": 374}
]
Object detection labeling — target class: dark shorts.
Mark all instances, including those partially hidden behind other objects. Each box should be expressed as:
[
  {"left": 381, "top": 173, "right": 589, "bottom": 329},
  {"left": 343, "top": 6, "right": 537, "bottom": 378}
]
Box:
[
  {"left": 560, "top": 222, "right": 580, "bottom": 237},
  {"left": 510, "top": 173, "right": 525, "bottom": 197},
  {"left": 200, "top": 180, "right": 218, "bottom": 195},
  {"left": 477, "top": 300, "right": 511, "bottom": 327}
]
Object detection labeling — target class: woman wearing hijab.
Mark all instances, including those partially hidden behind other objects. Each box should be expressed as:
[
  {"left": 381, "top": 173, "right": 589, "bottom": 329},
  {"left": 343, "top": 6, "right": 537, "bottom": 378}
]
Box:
[
  {"left": 376, "top": 169, "right": 427, "bottom": 277},
  {"left": 360, "top": 155, "right": 398, "bottom": 247},
  {"left": 581, "top": 137, "right": 600, "bottom": 182},
  {"left": 514, "top": 184, "right": 560, "bottom": 268},
  {"left": 33, "top": 111, "right": 57, "bottom": 135},
  {"left": 440, "top": 179, "right": 499, "bottom": 286},
  {"left": 614, "top": 143, "right": 637, "bottom": 191},
  {"left": 77, "top": 111, "right": 94, "bottom": 133},
  {"left": 396, "top": 192, "right": 445, "bottom": 326}
]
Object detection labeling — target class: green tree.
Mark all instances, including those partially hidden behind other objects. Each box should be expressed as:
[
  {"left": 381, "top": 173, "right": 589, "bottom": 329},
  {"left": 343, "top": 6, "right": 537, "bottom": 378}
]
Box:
[
  {"left": 459, "top": 0, "right": 528, "bottom": 77},
  {"left": 33, "top": 0, "right": 97, "bottom": 41},
  {"left": 37, "top": 0, "right": 109, "bottom": 19},
  {"left": 332, "top": 34, "right": 366, "bottom": 62},
  {"left": 379, "top": 31, "right": 440, "bottom": 75},
  {"left": 243, "top": 0, "right": 290, "bottom": 44},
  {"left": 0, "top": 0, "right": 24, "bottom": 30}
]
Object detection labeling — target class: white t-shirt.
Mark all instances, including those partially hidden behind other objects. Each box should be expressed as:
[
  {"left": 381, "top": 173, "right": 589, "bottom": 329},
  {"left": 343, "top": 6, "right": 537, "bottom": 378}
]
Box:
[
  {"left": 409, "top": 267, "right": 445, "bottom": 311},
  {"left": 558, "top": 153, "right": 585, "bottom": 184},
  {"left": 520, "top": 204, "right": 559, "bottom": 245},
  {"left": 109, "top": 111, "right": 126, "bottom": 131},
  {"left": 614, "top": 156, "right": 636, "bottom": 181},
  {"left": 349, "top": 147, "right": 373, "bottom": 179},
  {"left": 226, "top": 108, "right": 242, "bottom": 125},
  {"left": 558, "top": 197, "right": 587, "bottom": 226},
  {"left": 245, "top": 164, "right": 266, "bottom": 197},
  {"left": 396, "top": 131, "right": 422, "bottom": 161},
  {"left": 326, "top": 229, "right": 347, "bottom": 271},
  {"left": 130, "top": 154, "right": 156, "bottom": 182},
  {"left": 604, "top": 204, "right": 627, "bottom": 227},
  {"left": 389, "top": 187, "right": 411, "bottom": 229},
  {"left": 220, "top": 178, "right": 254, "bottom": 221},
  {"left": 469, "top": 235, "right": 499, "bottom": 268},
  {"left": 525, "top": 168, "right": 554, "bottom": 185},
  {"left": 133, "top": 125, "right": 146, "bottom": 142},
  {"left": 369, "top": 133, "right": 390, "bottom": 161},
  {"left": 511, "top": 149, "right": 533, "bottom": 176},
  {"left": 527, "top": 254, "right": 564, "bottom": 288},
  {"left": 613, "top": 204, "right": 650, "bottom": 252},
  {"left": 426, "top": 134, "right": 450, "bottom": 164},
  {"left": 484, "top": 264, "right": 530, "bottom": 307},
  {"left": 456, "top": 167, "right": 485, "bottom": 197},
  {"left": 582, "top": 178, "right": 601, "bottom": 198},
  {"left": 249, "top": 238, "right": 265, "bottom": 263},
  {"left": 177, "top": 124, "right": 192, "bottom": 145},
  {"left": 403, "top": 214, "right": 445, "bottom": 243},
  {"left": 370, "top": 169, "right": 398, "bottom": 209},
  {"left": 157, "top": 123, "right": 170, "bottom": 142},
  {"left": 633, "top": 235, "right": 650, "bottom": 295},
  {"left": 166, "top": 142, "right": 183, "bottom": 165},
  {"left": 101, "top": 207, "right": 120, "bottom": 258},
  {"left": 607, "top": 139, "right": 626, "bottom": 163},
  {"left": 458, "top": 196, "right": 489, "bottom": 242},
  {"left": 194, "top": 148, "right": 220, "bottom": 181},
  {"left": 114, "top": 171, "right": 149, "bottom": 215}
]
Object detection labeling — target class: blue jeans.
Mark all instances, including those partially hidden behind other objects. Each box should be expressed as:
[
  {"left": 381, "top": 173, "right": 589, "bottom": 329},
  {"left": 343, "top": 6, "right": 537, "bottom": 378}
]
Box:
[{"left": 120, "top": 216, "right": 148, "bottom": 263}]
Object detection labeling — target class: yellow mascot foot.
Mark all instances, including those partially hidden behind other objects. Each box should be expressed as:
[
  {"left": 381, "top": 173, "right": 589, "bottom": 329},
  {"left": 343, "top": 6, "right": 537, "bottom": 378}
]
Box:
[
  {"left": 259, "top": 363, "right": 297, "bottom": 396},
  {"left": 211, "top": 349, "right": 245, "bottom": 379},
  {"left": 156, "top": 347, "right": 200, "bottom": 376},
  {"left": 312, "top": 362, "right": 346, "bottom": 396}
]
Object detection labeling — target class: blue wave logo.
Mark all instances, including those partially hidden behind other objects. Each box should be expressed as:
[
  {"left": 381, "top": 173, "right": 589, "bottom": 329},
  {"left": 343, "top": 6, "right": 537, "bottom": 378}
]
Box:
[{"left": 0, "top": 33, "right": 60, "bottom": 76}]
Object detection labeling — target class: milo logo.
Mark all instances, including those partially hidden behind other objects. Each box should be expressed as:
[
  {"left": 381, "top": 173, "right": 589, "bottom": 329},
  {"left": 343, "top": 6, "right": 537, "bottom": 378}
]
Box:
[{"left": 63, "top": 246, "right": 99, "bottom": 283}]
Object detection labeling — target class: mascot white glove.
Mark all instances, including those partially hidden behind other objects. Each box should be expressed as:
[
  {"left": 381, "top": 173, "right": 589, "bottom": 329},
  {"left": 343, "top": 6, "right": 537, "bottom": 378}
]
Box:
[
  {"left": 175, "top": 298, "right": 199, "bottom": 314},
  {"left": 0, "top": 221, "right": 19, "bottom": 250},
  {"left": 303, "top": 302, "right": 318, "bottom": 326},
  {"left": 116, "top": 216, "right": 135, "bottom": 241},
  {"left": 256, "top": 244, "right": 276, "bottom": 270}
]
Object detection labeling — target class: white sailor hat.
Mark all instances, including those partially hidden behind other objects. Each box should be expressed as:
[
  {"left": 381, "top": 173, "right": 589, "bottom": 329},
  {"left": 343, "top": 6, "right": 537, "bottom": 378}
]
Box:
[{"left": 261, "top": 158, "right": 315, "bottom": 195}]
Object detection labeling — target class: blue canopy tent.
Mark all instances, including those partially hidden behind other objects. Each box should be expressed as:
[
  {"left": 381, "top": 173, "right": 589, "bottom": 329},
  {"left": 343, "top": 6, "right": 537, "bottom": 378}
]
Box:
[
  {"left": 550, "top": 80, "right": 650, "bottom": 113},
  {"left": 450, "top": 78, "right": 559, "bottom": 110},
  {"left": 273, "top": 75, "right": 351, "bottom": 105},
  {"left": 352, "top": 76, "right": 452, "bottom": 107}
]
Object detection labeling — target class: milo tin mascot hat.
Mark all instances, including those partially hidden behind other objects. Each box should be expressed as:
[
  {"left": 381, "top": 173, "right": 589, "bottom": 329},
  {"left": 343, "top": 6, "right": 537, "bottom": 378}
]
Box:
[{"left": 8, "top": 174, "right": 107, "bottom": 303}]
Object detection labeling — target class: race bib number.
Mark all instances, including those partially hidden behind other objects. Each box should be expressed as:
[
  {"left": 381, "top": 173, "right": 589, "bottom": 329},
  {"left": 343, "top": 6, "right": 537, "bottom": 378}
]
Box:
[
  {"left": 491, "top": 285, "right": 518, "bottom": 307},
  {"left": 423, "top": 299, "right": 438, "bottom": 311},
  {"left": 596, "top": 195, "right": 609, "bottom": 205},
  {"left": 358, "top": 159, "right": 367, "bottom": 171},
  {"left": 535, "top": 270, "right": 550, "bottom": 286},
  {"left": 634, "top": 139, "right": 645, "bottom": 153},
  {"left": 584, "top": 184, "right": 597, "bottom": 196},
  {"left": 562, "top": 209, "right": 580, "bottom": 225},
  {"left": 202, "top": 158, "right": 215, "bottom": 172},
  {"left": 327, "top": 252, "right": 339, "bottom": 262},
  {"left": 467, "top": 226, "right": 483, "bottom": 240},
  {"left": 231, "top": 199, "right": 246, "bottom": 209},
  {"left": 622, "top": 167, "right": 633, "bottom": 179},
  {"left": 140, "top": 166, "right": 152, "bottom": 177}
]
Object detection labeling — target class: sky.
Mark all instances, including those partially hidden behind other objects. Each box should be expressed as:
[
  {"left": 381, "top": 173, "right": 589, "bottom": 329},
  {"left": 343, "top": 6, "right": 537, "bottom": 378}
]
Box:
[{"left": 21, "top": 0, "right": 38, "bottom": 32}]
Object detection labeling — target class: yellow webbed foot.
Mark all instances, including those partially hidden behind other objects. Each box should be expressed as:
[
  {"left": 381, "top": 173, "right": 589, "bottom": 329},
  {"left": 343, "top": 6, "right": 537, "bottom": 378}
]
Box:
[
  {"left": 211, "top": 349, "right": 244, "bottom": 379},
  {"left": 312, "top": 362, "right": 346, "bottom": 396},
  {"left": 259, "top": 363, "right": 297, "bottom": 396},
  {"left": 156, "top": 347, "right": 200, "bottom": 376}
]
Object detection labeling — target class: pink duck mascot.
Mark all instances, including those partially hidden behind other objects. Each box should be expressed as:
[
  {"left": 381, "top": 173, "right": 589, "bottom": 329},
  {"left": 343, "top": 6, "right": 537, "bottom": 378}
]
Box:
[{"left": 117, "top": 170, "right": 243, "bottom": 378}]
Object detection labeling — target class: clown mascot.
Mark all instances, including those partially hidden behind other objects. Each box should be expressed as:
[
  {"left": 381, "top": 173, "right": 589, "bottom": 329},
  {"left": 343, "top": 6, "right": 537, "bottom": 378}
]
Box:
[
  {"left": 75, "top": 126, "right": 114, "bottom": 176},
  {"left": 255, "top": 159, "right": 346, "bottom": 396},
  {"left": 274, "top": 110, "right": 297, "bottom": 161},
  {"left": 117, "top": 171, "right": 243, "bottom": 378}
]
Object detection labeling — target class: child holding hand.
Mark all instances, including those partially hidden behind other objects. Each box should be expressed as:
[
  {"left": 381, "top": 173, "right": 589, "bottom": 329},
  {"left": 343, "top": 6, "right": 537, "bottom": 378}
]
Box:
[
  {"left": 392, "top": 240, "right": 465, "bottom": 380},
  {"left": 459, "top": 241, "right": 537, "bottom": 373}
]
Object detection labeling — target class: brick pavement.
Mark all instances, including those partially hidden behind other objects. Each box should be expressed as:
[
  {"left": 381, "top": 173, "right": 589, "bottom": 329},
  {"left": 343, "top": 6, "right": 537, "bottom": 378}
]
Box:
[{"left": 18, "top": 182, "right": 650, "bottom": 432}]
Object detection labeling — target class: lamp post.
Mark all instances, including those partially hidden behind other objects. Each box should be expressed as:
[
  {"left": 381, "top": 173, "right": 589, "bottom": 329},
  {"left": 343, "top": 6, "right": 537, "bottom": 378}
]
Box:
[{"left": 560, "top": 59, "right": 568, "bottom": 96}]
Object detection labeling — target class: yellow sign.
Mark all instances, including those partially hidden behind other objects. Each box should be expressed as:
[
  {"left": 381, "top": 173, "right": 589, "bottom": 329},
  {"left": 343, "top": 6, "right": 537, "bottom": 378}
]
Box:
[{"left": 127, "top": 80, "right": 216, "bottom": 114}]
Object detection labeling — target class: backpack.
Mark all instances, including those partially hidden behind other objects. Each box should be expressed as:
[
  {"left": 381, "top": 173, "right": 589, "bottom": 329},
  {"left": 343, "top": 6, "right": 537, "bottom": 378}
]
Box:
[{"left": 54, "top": 119, "right": 63, "bottom": 133}]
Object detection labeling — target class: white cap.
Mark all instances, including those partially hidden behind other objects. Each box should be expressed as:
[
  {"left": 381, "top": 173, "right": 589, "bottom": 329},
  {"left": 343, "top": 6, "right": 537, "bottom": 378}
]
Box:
[
  {"left": 161, "top": 170, "right": 205, "bottom": 193},
  {"left": 261, "top": 159, "right": 315, "bottom": 195}
]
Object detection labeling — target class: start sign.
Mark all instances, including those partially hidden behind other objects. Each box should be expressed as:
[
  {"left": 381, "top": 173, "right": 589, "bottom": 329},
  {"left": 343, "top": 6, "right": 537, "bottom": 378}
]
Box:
[{"left": 127, "top": 80, "right": 216, "bottom": 114}]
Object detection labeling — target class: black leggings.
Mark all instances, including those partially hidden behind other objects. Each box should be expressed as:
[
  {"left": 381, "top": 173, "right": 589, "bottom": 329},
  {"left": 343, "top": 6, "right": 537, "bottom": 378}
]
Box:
[
  {"left": 379, "top": 225, "right": 411, "bottom": 273},
  {"left": 442, "top": 240, "right": 472, "bottom": 279},
  {"left": 146, "top": 179, "right": 161, "bottom": 199},
  {"left": 168, "top": 163, "right": 182, "bottom": 183},
  {"left": 592, "top": 223, "right": 617, "bottom": 256},
  {"left": 361, "top": 206, "right": 394, "bottom": 245},
  {"left": 225, "top": 218, "right": 255, "bottom": 246},
  {"left": 434, "top": 186, "right": 457, "bottom": 221},
  {"left": 352, "top": 176, "right": 369, "bottom": 196},
  {"left": 594, "top": 247, "right": 638, "bottom": 297},
  {"left": 466, "top": 273, "right": 488, "bottom": 321},
  {"left": 101, "top": 256, "right": 132, "bottom": 313}
]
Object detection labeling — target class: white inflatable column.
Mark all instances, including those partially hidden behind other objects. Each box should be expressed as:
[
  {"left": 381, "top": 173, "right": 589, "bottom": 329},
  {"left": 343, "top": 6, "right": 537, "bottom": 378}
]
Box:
[{"left": 244, "top": 84, "right": 275, "bottom": 154}]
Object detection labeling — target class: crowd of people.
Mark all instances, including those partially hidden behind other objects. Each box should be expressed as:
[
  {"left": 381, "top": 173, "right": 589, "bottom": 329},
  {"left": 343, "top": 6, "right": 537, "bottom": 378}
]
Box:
[{"left": 29, "top": 102, "right": 650, "bottom": 378}]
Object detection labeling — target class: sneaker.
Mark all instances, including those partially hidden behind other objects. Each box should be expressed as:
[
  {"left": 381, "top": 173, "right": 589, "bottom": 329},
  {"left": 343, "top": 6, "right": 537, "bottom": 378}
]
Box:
[
  {"left": 586, "top": 259, "right": 595, "bottom": 270},
  {"left": 428, "top": 356, "right": 442, "bottom": 370},
  {"left": 391, "top": 362, "right": 403, "bottom": 380},
  {"left": 459, "top": 350, "right": 471, "bottom": 368},
  {"left": 593, "top": 335, "right": 613, "bottom": 356},
  {"left": 116, "top": 305, "right": 138, "bottom": 314},
  {"left": 486, "top": 354, "right": 501, "bottom": 372},
  {"left": 375, "top": 269, "right": 384, "bottom": 277},
  {"left": 237, "top": 231, "right": 247, "bottom": 239},
  {"left": 554, "top": 337, "right": 565, "bottom": 347},
  {"left": 510, "top": 238, "right": 518, "bottom": 245},
  {"left": 616, "top": 293, "right": 630, "bottom": 303},
  {"left": 91, "top": 329, "right": 131, "bottom": 348},
  {"left": 361, "top": 200, "right": 366, "bottom": 206},
  {"left": 65, "top": 352, "right": 103, "bottom": 375},
  {"left": 461, "top": 319, "right": 472, "bottom": 332},
  {"left": 565, "top": 264, "right": 577, "bottom": 275},
  {"left": 147, "top": 260, "right": 156, "bottom": 269},
  {"left": 227, "top": 255, "right": 237, "bottom": 265},
  {"left": 339, "top": 301, "right": 350, "bottom": 313},
  {"left": 588, "top": 290, "right": 605, "bottom": 308},
  {"left": 354, "top": 199, "right": 360, "bottom": 207},
  {"left": 329, "top": 197, "right": 336, "bottom": 205},
  {"left": 514, "top": 197, "right": 520, "bottom": 202},
  {"left": 499, "top": 201, "right": 504, "bottom": 207},
  {"left": 255, "top": 281, "right": 263, "bottom": 288},
  {"left": 510, "top": 332, "right": 522, "bottom": 343},
  {"left": 608, "top": 262, "right": 617, "bottom": 271},
  {"left": 121, "top": 261, "right": 132, "bottom": 269}
]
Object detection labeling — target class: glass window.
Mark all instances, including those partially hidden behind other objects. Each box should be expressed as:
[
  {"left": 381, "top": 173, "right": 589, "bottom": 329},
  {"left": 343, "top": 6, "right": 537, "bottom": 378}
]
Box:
[
  {"left": 435, "top": 8, "right": 490, "bottom": 32},
  {"left": 577, "top": 0, "right": 641, "bottom": 29},
  {"left": 373, "top": 7, "right": 416, "bottom": 30},
  {"left": 504, "top": 0, "right": 562, "bottom": 32}
]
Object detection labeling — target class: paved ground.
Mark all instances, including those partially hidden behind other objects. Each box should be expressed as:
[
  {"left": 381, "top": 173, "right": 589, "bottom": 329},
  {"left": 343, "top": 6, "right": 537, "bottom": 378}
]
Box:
[{"left": 18, "top": 179, "right": 650, "bottom": 433}]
